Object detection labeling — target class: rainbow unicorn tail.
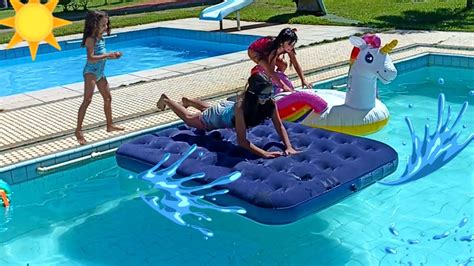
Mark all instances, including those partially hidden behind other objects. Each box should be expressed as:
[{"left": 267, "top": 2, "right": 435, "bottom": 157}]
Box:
[{"left": 276, "top": 91, "right": 328, "bottom": 123}]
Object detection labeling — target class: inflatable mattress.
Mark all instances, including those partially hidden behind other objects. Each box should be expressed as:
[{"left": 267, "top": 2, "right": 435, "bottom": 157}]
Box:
[{"left": 116, "top": 121, "right": 398, "bottom": 225}]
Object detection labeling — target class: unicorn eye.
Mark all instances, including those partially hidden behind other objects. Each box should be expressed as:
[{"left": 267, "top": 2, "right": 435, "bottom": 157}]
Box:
[{"left": 365, "top": 52, "right": 374, "bottom": 63}]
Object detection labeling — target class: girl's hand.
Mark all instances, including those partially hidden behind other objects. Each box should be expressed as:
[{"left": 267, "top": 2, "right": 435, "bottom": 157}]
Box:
[
  {"left": 106, "top": 52, "right": 117, "bottom": 59},
  {"left": 114, "top": 51, "right": 123, "bottom": 59},
  {"left": 302, "top": 80, "right": 313, "bottom": 90},
  {"left": 263, "top": 151, "right": 283, "bottom": 159},
  {"left": 284, "top": 147, "right": 299, "bottom": 156}
]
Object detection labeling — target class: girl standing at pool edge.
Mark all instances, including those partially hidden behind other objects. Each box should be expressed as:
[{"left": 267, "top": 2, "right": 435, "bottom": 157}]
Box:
[{"left": 75, "top": 10, "right": 124, "bottom": 145}]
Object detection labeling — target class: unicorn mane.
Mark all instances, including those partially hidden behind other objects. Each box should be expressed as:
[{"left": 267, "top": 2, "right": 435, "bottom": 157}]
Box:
[{"left": 349, "top": 34, "right": 382, "bottom": 65}]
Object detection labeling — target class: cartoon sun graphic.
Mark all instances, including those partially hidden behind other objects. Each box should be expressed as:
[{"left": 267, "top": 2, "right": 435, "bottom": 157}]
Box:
[{"left": 0, "top": 0, "right": 71, "bottom": 60}]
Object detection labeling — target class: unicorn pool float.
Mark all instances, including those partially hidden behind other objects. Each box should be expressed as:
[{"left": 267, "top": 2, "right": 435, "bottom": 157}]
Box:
[
  {"left": 274, "top": 34, "right": 399, "bottom": 135},
  {"left": 0, "top": 179, "right": 11, "bottom": 208}
]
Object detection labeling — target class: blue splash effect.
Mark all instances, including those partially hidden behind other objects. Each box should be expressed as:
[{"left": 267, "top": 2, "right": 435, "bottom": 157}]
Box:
[
  {"left": 389, "top": 224, "right": 399, "bottom": 236},
  {"left": 136, "top": 144, "right": 246, "bottom": 237},
  {"left": 460, "top": 234, "right": 474, "bottom": 242},
  {"left": 385, "top": 216, "right": 473, "bottom": 265},
  {"left": 407, "top": 239, "right": 420, "bottom": 245},
  {"left": 381, "top": 93, "right": 473, "bottom": 185},
  {"left": 385, "top": 247, "right": 397, "bottom": 254},
  {"left": 460, "top": 217, "right": 470, "bottom": 228},
  {"left": 459, "top": 257, "right": 474, "bottom": 266},
  {"left": 433, "top": 230, "right": 450, "bottom": 240}
]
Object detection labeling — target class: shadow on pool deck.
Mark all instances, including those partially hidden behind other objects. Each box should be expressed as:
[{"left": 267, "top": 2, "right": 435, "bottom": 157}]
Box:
[{"left": 219, "top": 22, "right": 281, "bottom": 33}]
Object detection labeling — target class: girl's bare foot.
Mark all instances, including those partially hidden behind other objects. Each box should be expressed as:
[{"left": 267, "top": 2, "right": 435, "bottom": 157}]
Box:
[
  {"left": 107, "top": 125, "right": 125, "bottom": 132},
  {"left": 157, "top": 94, "right": 168, "bottom": 111},
  {"left": 75, "top": 130, "right": 87, "bottom": 145},
  {"left": 181, "top": 97, "right": 190, "bottom": 108}
]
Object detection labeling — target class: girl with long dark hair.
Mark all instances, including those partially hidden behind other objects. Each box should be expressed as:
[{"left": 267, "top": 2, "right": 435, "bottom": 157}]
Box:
[
  {"left": 248, "top": 27, "right": 313, "bottom": 92},
  {"left": 75, "top": 11, "right": 124, "bottom": 145},
  {"left": 157, "top": 72, "right": 298, "bottom": 158}
]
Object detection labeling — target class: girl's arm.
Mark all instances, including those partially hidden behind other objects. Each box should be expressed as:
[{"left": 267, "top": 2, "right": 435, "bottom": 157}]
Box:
[
  {"left": 270, "top": 107, "right": 298, "bottom": 155},
  {"left": 234, "top": 103, "right": 282, "bottom": 158},
  {"left": 260, "top": 55, "right": 293, "bottom": 92},
  {"left": 288, "top": 50, "right": 312, "bottom": 90},
  {"left": 85, "top": 37, "right": 114, "bottom": 61}
]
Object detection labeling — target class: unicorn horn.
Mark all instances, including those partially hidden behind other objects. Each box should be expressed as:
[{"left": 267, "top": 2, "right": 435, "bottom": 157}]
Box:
[{"left": 380, "top": 40, "right": 398, "bottom": 54}]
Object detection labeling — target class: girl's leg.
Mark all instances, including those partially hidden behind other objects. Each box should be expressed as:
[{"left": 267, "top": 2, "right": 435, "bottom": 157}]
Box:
[
  {"left": 157, "top": 94, "right": 206, "bottom": 130},
  {"left": 182, "top": 97, "right": 210, "bottom": 111},
  {"left": 275, "top": 56, "right": 288, "bottom": 72},
  {"left": 96, "top": 77, "right": 125, "bottom": 132},
  {"left": 75, "top": 74, "right": 96, "bottom": 145}
]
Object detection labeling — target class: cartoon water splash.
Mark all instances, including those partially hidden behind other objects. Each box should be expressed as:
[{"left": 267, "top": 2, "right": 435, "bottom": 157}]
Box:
[
  {"left": 381, "top": 93, "right": 473, "bottom": 185},
  {"left": 384, "top": 216, "right": 473, "bottom": 265},
  {"left": 459, "top": 257, "right": 474, "bottom": 266},
  {"left": 136, "top": 144, "right": 246, "bottom": 237}
]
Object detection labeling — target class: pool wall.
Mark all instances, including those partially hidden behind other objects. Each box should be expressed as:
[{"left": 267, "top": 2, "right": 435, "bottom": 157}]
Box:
[{"left": 1, "top": 53, "right": 473, "bottom": 184}]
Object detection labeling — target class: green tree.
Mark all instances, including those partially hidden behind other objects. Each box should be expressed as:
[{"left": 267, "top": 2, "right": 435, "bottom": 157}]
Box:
[{"left": 468, "top": 0, "right": 473, "bottom": 9}]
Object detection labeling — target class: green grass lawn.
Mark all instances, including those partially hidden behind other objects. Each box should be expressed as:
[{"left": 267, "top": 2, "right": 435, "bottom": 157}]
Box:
[
  {"left": 227, "top": 0, "right": 339, "bottom": 25},
  {"left": 325, "top": 0, "right": 473, "bottom": 31},
  {"left": 232, "top": 0, "right": 473, "bottom": 31},
  {"left": 0, "top": 0, "right": 472, "bottom": 45}
]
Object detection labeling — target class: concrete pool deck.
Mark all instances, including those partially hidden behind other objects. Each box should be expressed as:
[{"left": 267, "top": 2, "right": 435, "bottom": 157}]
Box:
[{"left": 1, "top": 18, "right": 473, "bottom": 171}]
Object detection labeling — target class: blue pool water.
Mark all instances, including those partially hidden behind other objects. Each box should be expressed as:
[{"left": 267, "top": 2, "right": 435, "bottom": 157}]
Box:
[
  {"left": 0, "top": 35, "right": 248, "bottom": 97},
  {"left": 0, "top": 65, "right": 472, "bottom": 265}
]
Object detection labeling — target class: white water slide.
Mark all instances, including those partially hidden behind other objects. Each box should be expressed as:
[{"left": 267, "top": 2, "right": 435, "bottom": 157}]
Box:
[{"left": 199, "top": 0, "right": 254, "bottom": 31}]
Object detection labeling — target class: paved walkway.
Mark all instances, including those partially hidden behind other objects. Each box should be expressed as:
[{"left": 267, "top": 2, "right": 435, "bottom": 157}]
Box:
[{"left": 1, "top": 18, "right": 474, "bottom": 168}]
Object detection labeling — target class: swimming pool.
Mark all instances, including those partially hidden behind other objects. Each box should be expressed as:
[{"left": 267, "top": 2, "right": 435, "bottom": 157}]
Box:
[
  {"left": 0, "top": 56, "right": 472, "bottom": 265},
  {"left": 0, "top": 28, "right": 255, "bottom": 97}
]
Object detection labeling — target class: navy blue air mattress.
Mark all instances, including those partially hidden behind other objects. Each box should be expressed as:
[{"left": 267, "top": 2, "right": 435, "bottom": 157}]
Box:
[{"left": 116, "top": 121, "right": 398, "bottom": 225}]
